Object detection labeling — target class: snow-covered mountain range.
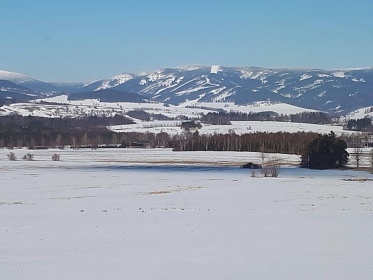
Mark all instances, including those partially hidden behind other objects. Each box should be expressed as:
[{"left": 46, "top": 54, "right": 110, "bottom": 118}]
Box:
[{"left": 1, "top": 66, "right": 373, "bottom": 115}]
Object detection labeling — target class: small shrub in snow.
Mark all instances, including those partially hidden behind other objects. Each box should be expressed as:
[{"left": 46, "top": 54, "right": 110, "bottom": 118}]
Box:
[
  {"left": 52, "top": 154, "right": 60, "bottom": 161},
  {"left": 7, "top": 152, "right": 16, "bottom": 161},
  {"left": 262, "top": 157, "right": 281, "bottom": 178},
  {"left": 262, "top": 164, "right": 270, "bottom": 177},
  {"left": 22, "top": 153, "right": 34, "bottom": 161},
  {"left": 269, "top": 161, "right": 280, "bottom": 177}
]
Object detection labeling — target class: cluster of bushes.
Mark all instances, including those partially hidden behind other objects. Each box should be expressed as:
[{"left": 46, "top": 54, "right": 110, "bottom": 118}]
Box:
[{"left": 7, "top": 152, "right": 60, "bottom": 161}]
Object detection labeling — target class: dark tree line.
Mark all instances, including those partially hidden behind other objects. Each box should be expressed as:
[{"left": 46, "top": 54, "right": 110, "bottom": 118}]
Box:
[
  {"left": 0, "top": 115, "right": 358, "bottom": 165},
  {"left": 171, "top": 131, "right": 318, "bottom": 155},
  {"left": 0, "top": 114, "right": 134, "bottom": 130},
  {"left": 200, "top": 112, "right": 232, "bottom": 125},
  {"left": 1, "top": 114, "right": 317, "bottom": 154},
  {"left": 127, "top": 110, "right": 174, "bottom": 121},
  {"left": 200, "top": 111, "right": 333, "bottom": 125},
  {"left": 290, "top": 112, "right": 333, "bottom": 124},
  {"left": 0, "top": 115, "right": 134, "bottom": 148},
  {"left": 347, "top": 118, "right": 373, "bottom": 132}
]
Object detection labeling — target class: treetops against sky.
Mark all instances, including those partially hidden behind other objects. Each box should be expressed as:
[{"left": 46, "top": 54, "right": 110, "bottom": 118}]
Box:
[{"left": 1, "top": 0, "right": 373, "bottom": 82}]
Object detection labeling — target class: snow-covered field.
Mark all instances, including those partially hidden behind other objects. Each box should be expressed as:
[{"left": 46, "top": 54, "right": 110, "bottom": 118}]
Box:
[
  {"left": 0, "top": 96, "right": 322, "bottom": 119},
  {"left": 110, "top": 120, "right": 353, "bottom": 136},
  {"left": 0, "top": 98, "right": 318, "bottom": 120},
  {"left": 1, "top": 96, "right": 364, "bottom": 137},
  {"left": 1, "top": 148, "right": 373, "bottom": 279}
]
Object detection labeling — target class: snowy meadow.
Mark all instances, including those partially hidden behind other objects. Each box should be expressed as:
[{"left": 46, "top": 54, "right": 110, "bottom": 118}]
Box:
[{"left": 1, "top": 148, "right": 373, "bottom": 279}]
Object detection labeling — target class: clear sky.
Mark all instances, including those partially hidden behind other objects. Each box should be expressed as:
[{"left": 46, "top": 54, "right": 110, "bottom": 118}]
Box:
[{"left": 1, "top": 0, "right": 373, "bottom": 82}]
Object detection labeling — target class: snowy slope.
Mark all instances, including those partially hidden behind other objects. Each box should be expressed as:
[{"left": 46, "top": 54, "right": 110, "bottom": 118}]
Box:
[
  {"left": 0, "top": 70, "right": 34, "bottom": 83},
  {"left": 82, "top": 73, "right": 135, "bottom": 92},
  {"left": 184, "top": 101, "right": 317, "bottom": 115},
  {"left": 0, "top": 80, "right": 39, "bottom": 102},
  {"left": 79, "top": 66, "right": 373, "bottom": 114},
  {"left": 2, "top": 66, "right": 373, "bottom": 114},
  {"left": 346, "top": 106, "right": 373, "bottom": 119}
]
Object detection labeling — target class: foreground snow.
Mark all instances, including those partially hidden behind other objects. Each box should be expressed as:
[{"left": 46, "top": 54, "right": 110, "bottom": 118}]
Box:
[{"left": 1, "top": 149, "right": 373, "bottom": 279}]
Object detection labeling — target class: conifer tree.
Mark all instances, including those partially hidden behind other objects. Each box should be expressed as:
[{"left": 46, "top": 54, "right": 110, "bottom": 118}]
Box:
[{"left": 301, "top": 132, "right": 349, "bottom": 169}]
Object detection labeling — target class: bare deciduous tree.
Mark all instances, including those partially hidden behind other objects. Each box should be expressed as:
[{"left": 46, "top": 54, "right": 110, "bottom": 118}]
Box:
[
  {"left": 262, "top": 157, "right": 281, "bottom": 177},
  {"left": 351, "top": 147, "right": 364, "bottom": 169},
  {"left": 258, "top": 144, "right": 266, "bottom": 163}
]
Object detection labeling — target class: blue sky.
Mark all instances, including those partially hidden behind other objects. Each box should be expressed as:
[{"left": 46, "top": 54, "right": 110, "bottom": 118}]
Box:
[{"left": 1, "top": 0, "right": 373, "bottom": 82}]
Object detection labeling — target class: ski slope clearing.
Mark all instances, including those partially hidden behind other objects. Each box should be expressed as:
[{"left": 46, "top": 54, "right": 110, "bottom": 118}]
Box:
[
  {"left": 1, "top": 149, "right": 373, "bottom": 279},
  {"left": 346, "top": 106, "right": 373, "bottom": 120}
]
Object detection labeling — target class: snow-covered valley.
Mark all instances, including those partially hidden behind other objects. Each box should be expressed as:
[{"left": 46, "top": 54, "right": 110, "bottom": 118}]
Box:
[{"left": 1, "top": 149, "right": 373, "bottom": 279}]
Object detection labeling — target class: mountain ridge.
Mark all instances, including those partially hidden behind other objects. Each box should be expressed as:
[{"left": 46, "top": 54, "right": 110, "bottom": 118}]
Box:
[{"left": 1, "top": 66, "right": 373, "bottom": 115}]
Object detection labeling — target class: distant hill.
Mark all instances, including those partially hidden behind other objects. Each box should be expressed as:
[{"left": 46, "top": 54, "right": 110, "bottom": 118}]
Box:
[
  {"left": 68, "top": 88, "right": 146, "bottom": 103},
  {"left": 2, "top": 66, "right": 373, "bottom": 115},
  {"left": 0, "top": 70, "right": 61, "bottom": 93},
  {"left": 86, "top": 66, "right": 373, "bottom": 114},
  {"left": 0, "top": 79, "right": 39, "bottom": 103}
]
